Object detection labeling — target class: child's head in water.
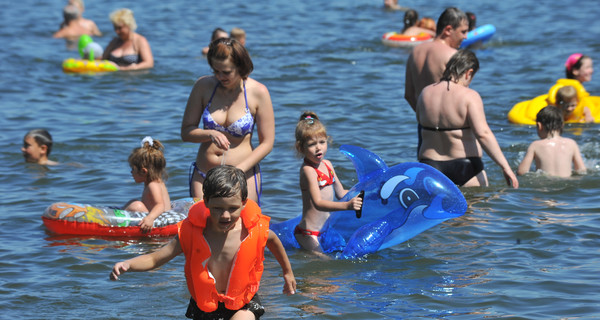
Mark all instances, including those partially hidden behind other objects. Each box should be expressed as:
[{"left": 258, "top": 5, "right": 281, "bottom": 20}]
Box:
[
  {"left": 295, "top": 111, "right": 330, "bottom": 162},
  {"left": 22, "top": 129, "right": 56, "bottom": 165},
  {"left": 536, "top": 106, "right": 563, "bottom": 138},
  {"left": 128, "top": 137, "right": 167, "bottom": 184},
  {"left": 555, "top": 86, "right": 578, "bottom": 120}
]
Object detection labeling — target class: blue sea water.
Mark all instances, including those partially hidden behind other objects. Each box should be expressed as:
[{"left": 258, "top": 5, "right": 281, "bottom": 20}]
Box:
[{"left": 1, "top": 0, "right": 600, "bottom": 318}]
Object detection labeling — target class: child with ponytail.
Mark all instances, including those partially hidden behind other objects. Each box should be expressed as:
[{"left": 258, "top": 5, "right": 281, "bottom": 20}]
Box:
[{"left": 124, "top": 136, "right": 171, "bottom": 232}]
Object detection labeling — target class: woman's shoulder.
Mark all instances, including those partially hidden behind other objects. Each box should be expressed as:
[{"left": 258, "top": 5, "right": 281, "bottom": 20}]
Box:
[
  {"left": 194, "top": 75, "right": 218, "bottom": 88},
  {"left": 245, "top": 77, "right": 269, "bottom": 94}
]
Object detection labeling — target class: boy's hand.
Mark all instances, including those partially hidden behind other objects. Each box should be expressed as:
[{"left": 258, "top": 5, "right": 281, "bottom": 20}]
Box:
[
  {"left": 283, "top": 272, "right": 296, "bottom": 295},
  {"left": 110, "top": 262, "right": 130, "bottom": 280}
]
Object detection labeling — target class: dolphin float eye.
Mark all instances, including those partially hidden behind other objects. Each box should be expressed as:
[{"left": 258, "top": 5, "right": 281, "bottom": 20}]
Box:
[
  {"left": 399, "top": 188, "right": 419, "bottom": 208},
  {"left": 380, "top": 175, "right": 409, "bottom": 200}
]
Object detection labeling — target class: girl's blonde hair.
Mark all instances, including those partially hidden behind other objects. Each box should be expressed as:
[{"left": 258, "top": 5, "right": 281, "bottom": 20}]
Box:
[
  {"left": 295, "top": 111, "right": 329, "bottom": 155},
  {"left": 110, "top": 8, "right": 137, "bottom": 31},
  {"left": 128, "top": 137, "right": 167, "bottom": 182}
]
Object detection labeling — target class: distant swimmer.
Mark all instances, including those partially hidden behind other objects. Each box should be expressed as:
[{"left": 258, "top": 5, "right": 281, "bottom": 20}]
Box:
[
  {"left": 202, "top": 27, "right": 228, "bottom": 55},
  {"left": 401, "top": 9, "right": 435, "bottom": 37},
  {"left": 22, "top": 129, "right": 58, "bottom": 166},
  {"left": 53, "top": 4, "right": 101, "bottom": 40},
  {"left": 102, "top": 8, "right": 154, "bottom": 70}
]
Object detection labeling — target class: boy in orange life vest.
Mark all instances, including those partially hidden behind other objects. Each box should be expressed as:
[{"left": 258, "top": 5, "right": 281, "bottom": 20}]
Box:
[{"left": 110, "top": 165, "right": 296, "bottom": 319}]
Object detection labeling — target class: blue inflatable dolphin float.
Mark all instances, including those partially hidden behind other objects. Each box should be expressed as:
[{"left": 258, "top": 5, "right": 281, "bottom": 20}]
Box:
[{"left": 270, "top": 145, "right": 467, "bottom": 259}]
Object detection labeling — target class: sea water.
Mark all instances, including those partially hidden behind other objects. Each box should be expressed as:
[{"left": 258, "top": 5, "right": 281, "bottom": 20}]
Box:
[{"left": 1, "top": 0, "right": 599, "bottom": 318}]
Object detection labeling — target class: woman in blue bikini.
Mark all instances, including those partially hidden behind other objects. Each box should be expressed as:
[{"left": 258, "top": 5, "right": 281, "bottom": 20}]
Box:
[
  {"left": 181, "top": 38, "right": 275, "bottom": 204},
  {"left": 416, "top": 50, "right": 518, "bottom": 188}
]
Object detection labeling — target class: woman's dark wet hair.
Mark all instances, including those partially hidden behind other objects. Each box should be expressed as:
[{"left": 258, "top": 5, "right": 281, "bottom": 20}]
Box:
[
  {"left": 402, "top": 9, "right": 419, "bottom": 33},
  {"left": 441, "top": 49, "right": 479, "bottom": 83},
  {"left": 203, "top": 165, "right": 248, "bottom": 203},
  {"left": 536, "top": 106, "right": 563, "bottom": 133},
  {"left": 436, "top": 7, "right": 468, "bottom": 36},
  {"left": 207, "top": 38, "right": 253, "bottom": 79}
]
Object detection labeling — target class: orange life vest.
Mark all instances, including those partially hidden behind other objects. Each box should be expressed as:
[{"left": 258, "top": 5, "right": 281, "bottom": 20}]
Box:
[{"left": 177, "top": 199, "right": 270, "bottom": 312}]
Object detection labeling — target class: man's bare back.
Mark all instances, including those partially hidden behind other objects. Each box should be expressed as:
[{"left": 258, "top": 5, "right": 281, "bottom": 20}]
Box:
[{"left": 405, "top": 39, "right": 457, "bottom": 110}]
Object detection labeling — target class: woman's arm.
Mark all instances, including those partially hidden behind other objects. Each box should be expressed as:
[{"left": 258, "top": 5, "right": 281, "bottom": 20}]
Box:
[
  {"left": 102, "top": 38, "right": 118, "bottom": 60},
  {"left": 236, "top": 80, "right": 275, "bottom": 172},
  {"left": 180, "top": 77, "right": 230, "bottom": 150},
  {"left": 468, "top": 91, "right": 519, "bottom": 188},
  {"left": 119, "top": 34, "right": 154, "bottom": 70}
]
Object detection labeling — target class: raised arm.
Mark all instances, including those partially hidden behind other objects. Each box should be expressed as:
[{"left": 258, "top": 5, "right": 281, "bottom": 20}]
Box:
[
  {"left": 110, "top": 236, "right": 182, "bottom": 280},
  {"left": 467, "top": 91, "right": 518, "bottom": 188},
  {"left": 266, "top": 231, "right": 296, "bottom": 295}
]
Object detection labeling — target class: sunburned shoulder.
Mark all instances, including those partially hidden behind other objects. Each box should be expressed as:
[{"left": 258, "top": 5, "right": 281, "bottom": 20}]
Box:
[{"left": 245, "top": 77, "right": 269, "bottom": 94}]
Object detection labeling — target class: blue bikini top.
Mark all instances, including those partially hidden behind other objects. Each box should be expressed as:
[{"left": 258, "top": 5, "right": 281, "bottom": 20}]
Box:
[{"left": 202, "top": 81, "right": 255, "bottom": 138}]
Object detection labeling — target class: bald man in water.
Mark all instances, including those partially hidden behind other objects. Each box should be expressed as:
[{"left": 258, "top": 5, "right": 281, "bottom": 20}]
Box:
[{"left": 404, "top": 7, "right": 469, "bottom": 111}]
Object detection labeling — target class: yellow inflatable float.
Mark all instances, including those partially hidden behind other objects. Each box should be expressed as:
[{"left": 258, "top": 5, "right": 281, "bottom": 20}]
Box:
[
  {"left": 508, "top": 78, "right": 600, "bottom": 124},
  {"left": 62, "top": 35, "right": 118, "bottom": 74},
  {"left": 62, "top": 58, "right": 118, "bottom": 73}
]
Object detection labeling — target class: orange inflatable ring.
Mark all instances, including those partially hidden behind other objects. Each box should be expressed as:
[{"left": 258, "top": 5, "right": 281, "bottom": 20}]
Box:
[{"left": 381, "top": 32, "right": 433, "bottom": 48}]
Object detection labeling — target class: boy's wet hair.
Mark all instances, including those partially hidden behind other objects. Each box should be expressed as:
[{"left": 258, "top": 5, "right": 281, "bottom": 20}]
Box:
[
  {"left": 203, "top": 165, "right": 248, "bottom": 202},
  {"left": 536, "top": 106, "right": 563, "bottom": 133},
  {"left": 25, "top": 129, "right": 53, "bottom": 156}
]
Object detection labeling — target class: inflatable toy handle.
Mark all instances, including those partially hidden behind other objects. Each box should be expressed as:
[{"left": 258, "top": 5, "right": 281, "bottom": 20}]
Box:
[
  {"left": 355, "top": 190, "right": 365, "bottom": 219},
  {"left": 78, "top": 35, "right": 93, "bottom": 59}
]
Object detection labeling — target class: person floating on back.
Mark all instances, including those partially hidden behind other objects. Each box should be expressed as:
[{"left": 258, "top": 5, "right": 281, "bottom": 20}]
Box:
[
  {"left": 110, "top": 165, "right": 296, "bottom": 319},
  {"left": 123, "top": 136, "right": 171, "bottom": 233},
  {"left": 517, "top": 106, "right": 586, "bottom": 177}
]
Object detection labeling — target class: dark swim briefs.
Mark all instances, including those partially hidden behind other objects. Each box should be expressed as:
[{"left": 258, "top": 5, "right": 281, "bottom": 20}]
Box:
[
  {"left": 420, "top": 157, "right": 484, "bottom": 186},
  {"left": 185, "top": 294, "right": 265, "bottom": 320}
]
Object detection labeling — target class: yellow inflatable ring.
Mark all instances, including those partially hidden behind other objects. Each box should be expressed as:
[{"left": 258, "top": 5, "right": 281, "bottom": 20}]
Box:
[
  {"left": 508, "top": 78, "right": 600, "bottom": 124},
  {"left": 381, "top": 32, "right": 433, "bottom": 48},
  {"left": 62, "top": 58, "right": 118, "bottom": 73}
]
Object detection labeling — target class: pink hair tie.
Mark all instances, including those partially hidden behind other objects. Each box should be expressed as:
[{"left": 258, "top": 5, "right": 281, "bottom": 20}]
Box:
[{"left": 565, "top": 53, "right": 583, "bottom": 72}]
